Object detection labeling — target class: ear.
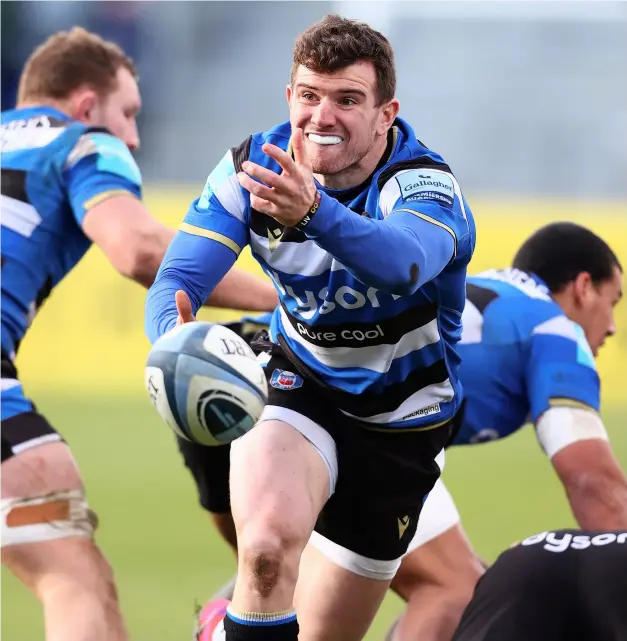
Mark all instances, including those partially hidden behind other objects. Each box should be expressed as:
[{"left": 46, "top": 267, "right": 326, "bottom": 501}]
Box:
[
  {"left": 71, "top": 89, "right": 98, "bottom": 124},
  {"left": 572, "top": 271, "right": 594, "bottom": 307},
  {"left": 286, "top": 84, "right": 293, "bottom": 106},
  {"left": 377, "top": 98, "right": 400, "bottom": 136}
]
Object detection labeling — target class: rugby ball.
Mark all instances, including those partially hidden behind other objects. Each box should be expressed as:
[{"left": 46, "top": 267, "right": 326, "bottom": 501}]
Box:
[{"left": 145, "top": 322, "right": 268, "bottom": 446}]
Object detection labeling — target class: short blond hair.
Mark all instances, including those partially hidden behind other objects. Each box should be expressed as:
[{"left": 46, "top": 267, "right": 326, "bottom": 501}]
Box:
[{"left": 18, "top": 27, "right": 137, "bottom": 103}]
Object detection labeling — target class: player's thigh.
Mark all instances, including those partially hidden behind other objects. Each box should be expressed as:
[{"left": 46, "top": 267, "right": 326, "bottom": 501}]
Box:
[
  {"left": 1, "top": 411, "right": 100, "bottom": 590},
  {"left": 312, "top": 420, "right": 452, "bottom": 574},
  {"left": 298, "top": 422, "right": 451, "bottom": 639},
  {"left": 392, "top": 480, "right": 482, "bottom": 599},
  {"left": 229, "top": 417, "right": 330, "bottom": 547},
  {"left": 295, "top": 542, "right": 390, "bottom": 641},
  {"left": 1, "top": 385, "right": 74, "bottom": 498}
]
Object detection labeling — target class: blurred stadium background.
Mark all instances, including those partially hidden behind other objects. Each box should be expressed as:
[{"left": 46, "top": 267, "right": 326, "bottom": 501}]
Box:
[{"left": 2, "top": 1, "right": 626, "bottom": 639}]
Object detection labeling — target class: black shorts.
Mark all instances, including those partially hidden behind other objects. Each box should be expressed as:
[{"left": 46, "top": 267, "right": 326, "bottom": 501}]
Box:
[
  {"left": 452, "top": 529, "right": 627, "bottom": 641},
  {"left": 257, "top": 339, "right": 455, "bottom": 562},
  {"left": 176, "top": 436, "right": 231, "bottom": 513},
  {"left": 1, "top": 353, "right": 60, "bottom": 463}
]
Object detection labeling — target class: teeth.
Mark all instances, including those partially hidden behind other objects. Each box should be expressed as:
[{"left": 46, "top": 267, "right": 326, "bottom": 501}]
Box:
[{"left": 307, "top": 133, "right": 343, "bottom": 145}]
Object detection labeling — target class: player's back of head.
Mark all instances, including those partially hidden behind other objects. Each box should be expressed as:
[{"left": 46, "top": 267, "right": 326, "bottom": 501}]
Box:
[
  {"left": 512, "top": 222, "right": 622, "bottom": 294},
  {"left": 17, "top": 27, "right": 136, "bottom": 104},
  {"left": 291, "top": 13, "right": 396, "bottom": 105}
]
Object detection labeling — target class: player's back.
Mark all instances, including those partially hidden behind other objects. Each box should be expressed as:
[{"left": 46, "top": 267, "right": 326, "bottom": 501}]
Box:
[
  {"left": 452, "top": 529, "right": 627, "bottom": 641},
  {"left": 1, "top": 106, "right": 141, "bottom": 358},
  {"left": 453, "top": 267, "right": 598, "bottom": 445}
]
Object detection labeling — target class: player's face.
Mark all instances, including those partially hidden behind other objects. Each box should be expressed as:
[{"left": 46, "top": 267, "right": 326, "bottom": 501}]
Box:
[
  {"left": 580, "top": 266, "right": 622, "bottom": 355},
  {"left": 92, "top": 67, "right": 141, "bottom": 151},
  {"left": 287, "top": 62, "right": 399, "bottom": 189}
]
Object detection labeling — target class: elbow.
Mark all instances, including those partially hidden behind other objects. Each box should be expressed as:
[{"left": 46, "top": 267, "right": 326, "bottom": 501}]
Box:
[
  {"left": 566, "top": 472, "right": 627, "bottom": 528},
  {"left": 113, "top": 235, "right": 165, "bottom": 288},
  {"left": 376, "top": 246, "right": 426, "bottom": 296}
]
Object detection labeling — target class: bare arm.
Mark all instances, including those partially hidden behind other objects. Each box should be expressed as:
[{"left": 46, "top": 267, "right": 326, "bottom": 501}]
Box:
[
  {"left": 81, "top": 194, "right": 277, "bottom": 311},
  {"left": 536, "top": 407, "right": 627, "bottom": 529}
]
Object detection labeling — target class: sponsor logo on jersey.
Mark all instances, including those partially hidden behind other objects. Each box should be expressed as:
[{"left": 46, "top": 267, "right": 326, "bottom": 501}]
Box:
[
  {"left": 395, "top": 170, "right": 454, "bottom": 207},
  {"left": 270, "top": 270, "right": 402, "bottom": 320},
  {"left": 521, "top": 530, "right": 627, "bottom": 553},
  {"left": 296, "top": 322, "right": 385, "bottom": 344},
  {"left": 401, "top": 402, "right": 441, "bottom": 421},
  {"left": 270, "top": 369, "right": 303, "bottom": 390}
]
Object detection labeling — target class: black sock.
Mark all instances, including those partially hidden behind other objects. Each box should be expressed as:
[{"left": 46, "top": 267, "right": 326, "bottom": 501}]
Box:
[{"left": 223, "top": 607, "right": 299, "bottom": 641}]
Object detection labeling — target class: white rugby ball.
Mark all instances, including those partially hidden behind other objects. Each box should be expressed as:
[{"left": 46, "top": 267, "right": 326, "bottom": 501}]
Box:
[{"left": 145, "top": 321, "right": 268, "bottom": 446}]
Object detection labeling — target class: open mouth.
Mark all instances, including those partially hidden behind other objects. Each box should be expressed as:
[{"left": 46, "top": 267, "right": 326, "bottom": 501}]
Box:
[{"left": 306, "top": 133, "right": 343, "bottom": 146}]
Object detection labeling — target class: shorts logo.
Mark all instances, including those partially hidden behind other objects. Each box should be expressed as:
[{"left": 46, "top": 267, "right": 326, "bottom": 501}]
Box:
[
  {"left": 270, "top": 369, "right": 303, "bottom": 390},
  {"left": 398, "top": 515, "right": 411, "bottom": 539}
]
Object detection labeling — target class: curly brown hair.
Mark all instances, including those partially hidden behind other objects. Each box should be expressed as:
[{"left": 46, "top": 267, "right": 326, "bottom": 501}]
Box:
[
  {"left": 18, "top": 27, "right": 137, "bottom": 103},
  {"left": 291, "top": 14, "right": 396, "bottom": 106}
]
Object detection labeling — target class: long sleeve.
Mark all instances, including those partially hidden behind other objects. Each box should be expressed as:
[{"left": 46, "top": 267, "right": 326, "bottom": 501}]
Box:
[
  {"left": 302, "top": 191, "right": 457, "bottom": 296},
  {"left": 144, "top": 232, "right": 237, "bottom": 343}
]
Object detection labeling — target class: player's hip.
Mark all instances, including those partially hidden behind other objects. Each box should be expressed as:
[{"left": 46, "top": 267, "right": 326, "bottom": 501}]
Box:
[{"left": 255, "top": 331, "right": 461, "bottom": 432}]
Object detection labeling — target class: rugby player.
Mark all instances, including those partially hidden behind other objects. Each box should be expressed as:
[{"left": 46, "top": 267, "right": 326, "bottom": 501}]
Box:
[
  {"left": 451, "top": 529, "right": 627, "bottom": 641},
  {"left": 1, "top": 28, "right": 276, "bottom": 641},
  {"left": 386, "top": 222, "right": 626, "bottom": 641},
  {"left": 146, "top": 13, "right": 476, "bottom": 641}
]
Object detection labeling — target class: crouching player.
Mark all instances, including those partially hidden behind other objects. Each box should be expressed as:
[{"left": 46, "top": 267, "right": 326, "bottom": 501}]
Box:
[
  {"left": 387, "top": 222, "right": 626, "bottom": 641},
  {"left": 452, "top": 528, "right": 627, "bottom": 641}
]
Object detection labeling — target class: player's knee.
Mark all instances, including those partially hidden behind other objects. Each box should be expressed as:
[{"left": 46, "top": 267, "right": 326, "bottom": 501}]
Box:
[
  {"left": 3, "top": 536, "right": 117, "bottom": 609},
  {"left": 238, "top": 523, "right": 303, "bottom": 598}
]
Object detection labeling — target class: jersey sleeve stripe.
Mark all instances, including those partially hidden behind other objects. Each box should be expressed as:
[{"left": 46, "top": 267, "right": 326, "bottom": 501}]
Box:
[
  {"left": 83, "top": 189, "right": 138, "bottom": 211},
  {"left": 549, "top": 397, "right": 598, "bottom": 413},
  {"left": 394, "top": 208, "right": 458, "bottom": 257},
  {"left": 179, "top": 222, "right": 242, "bottom": 256}
]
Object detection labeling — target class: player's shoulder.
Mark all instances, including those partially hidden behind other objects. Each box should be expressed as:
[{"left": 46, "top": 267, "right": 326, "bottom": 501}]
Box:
[
  {"left": 228, "top": 121, "right": 291, "bottom": 173},
  {"left": 1, "top": 106, "right": 77, "bottom": 159},
  {"left": 377, "top": 118, "right": 453, "bottom": 188},
  {"left": 64, "top": 126, "right": 141, "bottom": 186},
  {"left": 471, "top": 267, "right": 589, "bottom": 339},
  {"left": 376, "top": 118, "right": 474, "bottom": 255},
  {"left": 253, "top": 120, "right": 291, "bottom": 148}
]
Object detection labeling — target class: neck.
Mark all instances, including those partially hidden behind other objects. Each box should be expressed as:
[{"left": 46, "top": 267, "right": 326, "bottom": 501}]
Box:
[
  {"left": 552, "top": 290, "right": 579, "bottom": 325},
  {"left": 314, "top": 132, "right": 390, "bottom": 190},
  {"left": 17, "top": 97, "right": 72, "bottom": 117}
]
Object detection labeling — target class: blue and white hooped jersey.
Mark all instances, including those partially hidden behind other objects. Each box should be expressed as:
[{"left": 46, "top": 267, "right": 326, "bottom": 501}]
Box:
[
  {"left": 180, "top": 118, "right": 476, "bottom": 430},
  {"left": 453, "top": 268, "right": 600, "bottom": 446},
  {"left": 1, "top": 106, "right": 142, "bottom": 358}
]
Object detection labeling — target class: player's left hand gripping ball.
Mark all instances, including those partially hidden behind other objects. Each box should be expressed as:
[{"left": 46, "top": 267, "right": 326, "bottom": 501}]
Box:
[{"left": 144, "top": 296, "right": 268, "bottom": 446}]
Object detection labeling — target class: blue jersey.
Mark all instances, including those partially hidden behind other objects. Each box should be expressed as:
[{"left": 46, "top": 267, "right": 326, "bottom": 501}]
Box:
[
  {"left": 453, "top": 268, "right": 600, "bottom": 446},
  {"left": 146, "top": 118, "right": 476, "bottom": 430},
  {"left": 1, "top": 106, "right": 142, "bottom": 358}
]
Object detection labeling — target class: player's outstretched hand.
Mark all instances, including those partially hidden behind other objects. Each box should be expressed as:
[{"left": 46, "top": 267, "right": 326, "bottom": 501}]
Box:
[
  {"left": 175, "top": 290, "right": 196, "bottom": 326},
  {"left": 237, "top": 127, "right": 318, "bottom": 228}
]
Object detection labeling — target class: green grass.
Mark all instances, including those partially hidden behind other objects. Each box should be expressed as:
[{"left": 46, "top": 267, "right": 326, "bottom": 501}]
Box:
[{"left": 2, "top": 396, "right": 625, "bottom": 641}]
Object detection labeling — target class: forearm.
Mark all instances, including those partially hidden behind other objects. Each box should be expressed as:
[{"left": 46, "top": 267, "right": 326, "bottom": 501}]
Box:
[
  {"left": 208, "top": 267, "right": 278, "bottom": 311},
  {"left": 303, "top": 193, "right": 453, "bottom": 295},
  {"left": 144, "top": 233, "right": 236, "bottom": 343},
  {"left": 565, "top": 476, "right": 627, "bottom": 529},
  {"left": 131, "top": 222, "right": 275, "bottom": 312}
]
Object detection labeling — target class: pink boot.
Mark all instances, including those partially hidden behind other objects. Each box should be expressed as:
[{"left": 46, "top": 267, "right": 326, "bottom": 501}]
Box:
[{"left": 195, "top": 598, "right": 229, "bottom": 641}]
